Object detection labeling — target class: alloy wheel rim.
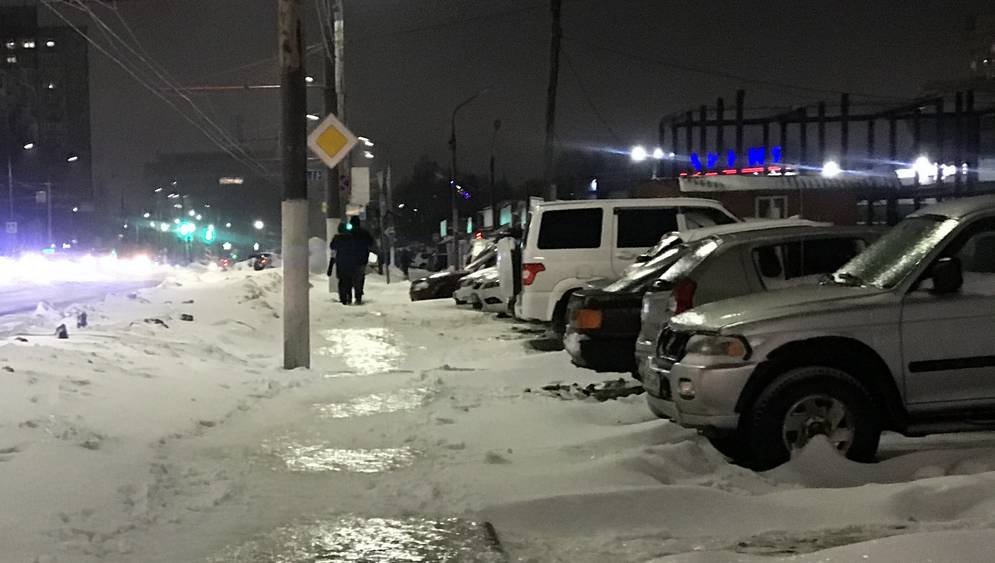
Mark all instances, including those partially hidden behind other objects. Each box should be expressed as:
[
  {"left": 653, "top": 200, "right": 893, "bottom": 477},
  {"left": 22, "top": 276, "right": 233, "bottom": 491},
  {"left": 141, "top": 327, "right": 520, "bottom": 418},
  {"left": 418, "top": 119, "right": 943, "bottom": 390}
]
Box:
[{"left": 781, "top": 394, "right": 855, "bottom": 454}]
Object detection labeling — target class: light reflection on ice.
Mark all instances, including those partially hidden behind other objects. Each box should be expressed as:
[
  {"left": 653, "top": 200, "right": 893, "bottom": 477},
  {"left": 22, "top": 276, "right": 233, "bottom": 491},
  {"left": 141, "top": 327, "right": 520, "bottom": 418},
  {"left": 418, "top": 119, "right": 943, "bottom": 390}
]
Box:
[
  {"left": 317, "top": 328, "right": 403, "bottom": 375},
  {"left": 205, "top": 515, "right": 504, "bottom": 562},
  {"left": 313, "top": 388, "right": 433, "bottom": 419},
  {"left": 267, "top": 440, "right": 417, "bottom": 473}
]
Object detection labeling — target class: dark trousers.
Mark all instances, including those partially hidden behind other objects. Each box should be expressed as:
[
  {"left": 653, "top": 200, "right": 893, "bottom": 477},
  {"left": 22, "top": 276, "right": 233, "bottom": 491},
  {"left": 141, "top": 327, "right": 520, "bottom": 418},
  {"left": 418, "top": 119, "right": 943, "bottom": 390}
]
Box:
[
  {"left": 352, "top": 268, "right": 366, "bottom": 302},
  {"left": 337, "top": 269, "right": 354, "bottom": 304}
]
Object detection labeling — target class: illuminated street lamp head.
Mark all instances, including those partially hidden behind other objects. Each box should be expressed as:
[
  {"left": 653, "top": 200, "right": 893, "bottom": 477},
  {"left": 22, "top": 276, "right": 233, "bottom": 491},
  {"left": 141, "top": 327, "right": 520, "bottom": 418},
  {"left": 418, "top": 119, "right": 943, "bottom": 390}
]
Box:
[
  {"left": 305, "top": 75, "right": 315, "bottom": 83},
  {"left": 143, "top": 212, "right": 151, "bottom": 218},
  {"left": 154, "top": 187, "right": 163, "bottom": 193},
  {"left": 195, "top": 214, "right": 203, "bottom": 221},
  {"left": 306, "top": 114, "right": 320, "bottom": 121},
  {"left": 652, "top": 148, "right": 665, "bottom": 160},
  {"left": 72, "top": 206, "right": 79, "bottom": 213},
  {"left": 630, "top": 145, "right": 648, "bottom": 162},
  {"left": 253, "top": 220, "right": 265, "bottom": 230},
  {"left": 225, "top": 222, "right": 232, "bottom": 228},
  {"left": 821, "top": 160, "right": 843, "bottom": 178},
  {"left": 363, "top": 151, "right": 375, "bottom": 159},
  {"left": 66, "top": 155, "right": 79, "bottom": 163},
  {"left": 22, "top": 142, "right": 35, "bottom": 150},
  {"left": 188, "top": 209, "right": 196, "bottom": 217}
]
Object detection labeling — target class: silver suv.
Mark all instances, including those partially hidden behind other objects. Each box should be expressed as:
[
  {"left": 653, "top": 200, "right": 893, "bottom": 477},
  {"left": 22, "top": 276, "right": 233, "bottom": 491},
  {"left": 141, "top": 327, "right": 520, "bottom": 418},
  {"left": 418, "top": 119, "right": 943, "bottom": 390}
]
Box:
[{"left": 642, "top": 195, "right": 995, "bottom": 470}]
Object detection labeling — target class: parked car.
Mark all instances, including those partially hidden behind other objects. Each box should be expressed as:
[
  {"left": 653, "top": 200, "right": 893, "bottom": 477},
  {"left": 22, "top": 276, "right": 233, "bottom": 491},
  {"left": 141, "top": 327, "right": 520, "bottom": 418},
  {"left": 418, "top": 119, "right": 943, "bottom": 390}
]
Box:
[
  {"left": 410, "top": 244, "right": 496, "bottom": 301},
  {"left": 454, "top": 267, "right": 494, "bottom": 305},
  {"left": 512, "top": 198, "right": 739, "bottom": 335},
  {"left": 472, "top": 268, "right": 509, "bottom": 313},
  {"left": 566, "top": 219, "right": 853, "bottom": 373},
  {"left": 642, "top": 195, "right": 995, "bottom": 470}
]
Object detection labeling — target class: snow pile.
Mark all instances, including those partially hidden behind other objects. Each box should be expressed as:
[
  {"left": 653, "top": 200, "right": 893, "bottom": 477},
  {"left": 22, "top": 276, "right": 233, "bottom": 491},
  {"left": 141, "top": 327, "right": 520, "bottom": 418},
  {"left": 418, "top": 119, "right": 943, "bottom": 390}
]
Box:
[{"left": 0, "top": 252, "right": 170, "bottom": 286}]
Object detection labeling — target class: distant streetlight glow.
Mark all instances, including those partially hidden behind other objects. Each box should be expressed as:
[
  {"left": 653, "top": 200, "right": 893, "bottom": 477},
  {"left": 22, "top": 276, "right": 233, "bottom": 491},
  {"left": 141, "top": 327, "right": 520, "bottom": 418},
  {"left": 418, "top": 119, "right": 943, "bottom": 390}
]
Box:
[
  {"left": 398, "top": 203, "right": 405, "bottom": 209},
  {"left": 253, "top": 220, "right": 265, "bottom": 230},
  {"left": 160, "top": 223, "right": 171, "bottom": 232},
  {"left": 22, "top": 142, "right": 34, "bottom": 150},
  {"left": 630, "top": 145, "right": 647, "bottom": 162},
  {"left": 222, "top": 242, "right": 233, "bottom": 251},
  {"left": 652, "top": 148, "right": 665, "bottom": 160},
  {"left": 306, "top": 114, "right": 320, "bottom": 121},
  {"left": 153, "top": 187, "right": 163, "bottom": 193},
  {"left": 225, "top": 222, "right": 232, "bottom": 228},
  {"left": 305, "top": 76, "right": 315, "bottom": 83},
  {"left": 72, "top": 206, "right": 79, "bottom": 213},
  {"left": 195, "top": 214, "right": 203, "bottom": 221},
  {"left": 143, "top": 212, "right": 151, "bottom": 218},
  {"left": 66, "top": 155, "right": 79, "bottom": 163},
  {"left": 363, "top": 151, "right": 374, "bottom": 159},
  {"left": 188, "top": 209, "right": 196, "bottom": 217},
  {"left": 821, "top": 160, "right": 843, "bottom": 178}
]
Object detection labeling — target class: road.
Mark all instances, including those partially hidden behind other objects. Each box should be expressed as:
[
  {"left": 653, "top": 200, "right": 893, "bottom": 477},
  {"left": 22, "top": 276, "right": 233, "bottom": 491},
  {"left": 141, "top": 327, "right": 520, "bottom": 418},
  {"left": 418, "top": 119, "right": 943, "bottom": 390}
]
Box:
[{"left": 0, "top": 280, "right": 162, "bottom": 316}]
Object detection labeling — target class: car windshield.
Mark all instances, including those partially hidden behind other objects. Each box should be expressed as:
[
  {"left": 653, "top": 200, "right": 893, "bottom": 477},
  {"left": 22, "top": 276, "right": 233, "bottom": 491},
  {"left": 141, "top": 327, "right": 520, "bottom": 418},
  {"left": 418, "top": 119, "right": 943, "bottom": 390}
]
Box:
[
  {"left": 604, "top": 245, "right": 685, "bottom": 292},
  {"left": 659, "top": 238, "right": 723, "bottom": 284},
  {"left": 464, "top": 247, "right": 497, "bottom": 271},
  {"left": 832, "top": 215, "right": 958, "bottom": 288}
]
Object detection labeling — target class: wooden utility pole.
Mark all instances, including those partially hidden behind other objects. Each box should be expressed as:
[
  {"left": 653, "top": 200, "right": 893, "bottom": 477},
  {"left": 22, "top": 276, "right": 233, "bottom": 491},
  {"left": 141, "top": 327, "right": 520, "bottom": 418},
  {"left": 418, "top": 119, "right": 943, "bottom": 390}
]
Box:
[
  {"left": 542, "top": 0, "right": 562, "bottom": 201},
  {"left": 279, "top": 0, "right": 310, "bottom": 369}
]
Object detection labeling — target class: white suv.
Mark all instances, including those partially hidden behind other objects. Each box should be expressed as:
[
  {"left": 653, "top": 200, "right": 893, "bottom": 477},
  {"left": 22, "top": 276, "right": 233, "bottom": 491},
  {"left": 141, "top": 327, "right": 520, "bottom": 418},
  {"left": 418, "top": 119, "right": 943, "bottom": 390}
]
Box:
[{"left": 515, "top": 198, "right": 738, "bottom": 332}]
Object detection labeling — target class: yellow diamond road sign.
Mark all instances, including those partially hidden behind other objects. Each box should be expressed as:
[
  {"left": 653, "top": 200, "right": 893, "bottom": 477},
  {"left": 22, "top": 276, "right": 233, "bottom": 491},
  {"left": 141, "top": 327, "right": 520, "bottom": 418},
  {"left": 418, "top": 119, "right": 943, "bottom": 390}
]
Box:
[{"left": 307, "top": 112, "right": 357, "bottom": 170}]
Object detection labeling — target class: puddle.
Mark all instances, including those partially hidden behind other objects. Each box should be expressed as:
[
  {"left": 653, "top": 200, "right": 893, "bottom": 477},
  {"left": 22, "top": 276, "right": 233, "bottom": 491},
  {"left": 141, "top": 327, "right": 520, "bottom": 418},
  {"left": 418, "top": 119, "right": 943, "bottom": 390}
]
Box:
[
  {"left": 313, "top": 387, "right": 434, "bottom": 419},
  {"left": 263, "top": 438, "right": 418, "bottom": 473},
  {"left": 206, "top": 515, "right": 505, "bottom": 562},
  {"left": 317, "top": 328, "right": 404, "bottom": 375}
]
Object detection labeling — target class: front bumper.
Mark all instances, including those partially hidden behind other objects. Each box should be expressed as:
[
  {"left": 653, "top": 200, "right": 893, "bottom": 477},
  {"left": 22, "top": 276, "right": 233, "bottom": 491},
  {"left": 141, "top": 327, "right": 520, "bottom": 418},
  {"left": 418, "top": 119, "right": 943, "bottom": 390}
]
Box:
[
  {"left": 639, "top": 356, "right": 755, "bottom": 431},
  {"left": 564, "top": 331, "right": 636, "bottom": 373}
]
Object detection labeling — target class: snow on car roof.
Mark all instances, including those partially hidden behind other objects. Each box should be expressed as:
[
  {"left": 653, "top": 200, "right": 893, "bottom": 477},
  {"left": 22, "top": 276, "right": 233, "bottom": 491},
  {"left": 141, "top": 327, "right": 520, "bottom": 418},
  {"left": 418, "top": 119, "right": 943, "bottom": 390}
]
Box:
[{"left": 680, "top": 217, "right": 831, "bottom": 242}]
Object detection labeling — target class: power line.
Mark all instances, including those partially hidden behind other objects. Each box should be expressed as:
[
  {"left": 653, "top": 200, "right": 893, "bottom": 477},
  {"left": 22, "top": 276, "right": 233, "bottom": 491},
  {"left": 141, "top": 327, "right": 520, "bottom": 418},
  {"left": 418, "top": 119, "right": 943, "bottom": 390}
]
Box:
[
  {"left": 561, "top": 47, "right": 622, "bottom": 144},
  {"left": 563, "top": 35, "right": 914, "bottom": 103}
]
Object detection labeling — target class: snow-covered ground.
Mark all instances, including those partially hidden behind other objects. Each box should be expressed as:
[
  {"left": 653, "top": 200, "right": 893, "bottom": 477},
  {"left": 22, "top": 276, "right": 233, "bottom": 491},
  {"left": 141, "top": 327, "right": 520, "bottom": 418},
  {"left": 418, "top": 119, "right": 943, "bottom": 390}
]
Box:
[{"left": 5, "top": 269, "right": 995, "bottom": 562}]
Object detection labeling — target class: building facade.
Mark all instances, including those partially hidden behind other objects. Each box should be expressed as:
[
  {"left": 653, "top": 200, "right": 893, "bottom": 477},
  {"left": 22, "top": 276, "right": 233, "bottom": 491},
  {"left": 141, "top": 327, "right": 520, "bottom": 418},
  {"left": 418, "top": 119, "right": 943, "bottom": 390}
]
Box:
[{"left": 1, "top": 4, "right": 93, "bottom": 251}]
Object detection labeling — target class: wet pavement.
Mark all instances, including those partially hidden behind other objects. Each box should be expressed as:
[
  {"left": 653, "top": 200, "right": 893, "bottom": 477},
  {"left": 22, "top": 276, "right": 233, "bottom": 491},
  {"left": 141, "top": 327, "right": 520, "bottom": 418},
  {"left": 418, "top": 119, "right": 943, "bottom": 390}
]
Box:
[
  {"left": 316, "top": 328, "right": 405, "bottom": 375},
  {"left": 206, "top": 515, "right": 505, "bottom": 562}
]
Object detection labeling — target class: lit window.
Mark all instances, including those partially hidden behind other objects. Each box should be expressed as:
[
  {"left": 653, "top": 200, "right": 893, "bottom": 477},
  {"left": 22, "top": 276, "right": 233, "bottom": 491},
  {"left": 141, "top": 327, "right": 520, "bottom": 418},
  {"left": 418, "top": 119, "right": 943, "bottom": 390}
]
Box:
[
  {"left": 4, "top": 41, "right": 14, "bottom": 50},
  {"left": 22, "top": 40, "right": 35, "bottom": 49},
  {"left": 5, "top": 56, "right": 15, "bottom": 64},
  {"left": 45, "top": 40, "right": 55, "bottom": 48}
]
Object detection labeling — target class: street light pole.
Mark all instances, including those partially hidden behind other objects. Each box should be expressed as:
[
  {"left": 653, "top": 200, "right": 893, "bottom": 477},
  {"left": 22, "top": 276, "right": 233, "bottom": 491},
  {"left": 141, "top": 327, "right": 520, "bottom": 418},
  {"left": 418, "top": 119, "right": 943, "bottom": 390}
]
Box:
[{"left": 448, "top": 86, "right": 490, "bottom": 270}]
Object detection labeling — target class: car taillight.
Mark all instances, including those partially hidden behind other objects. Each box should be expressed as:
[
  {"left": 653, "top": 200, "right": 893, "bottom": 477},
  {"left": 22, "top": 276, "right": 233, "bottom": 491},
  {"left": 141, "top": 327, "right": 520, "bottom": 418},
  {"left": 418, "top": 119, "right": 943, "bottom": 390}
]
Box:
[
  {"left": 522, "top": 263, "right": 545, "bottom": 286},
  {"left": 574, "top": 308, "right": 603, "bottom": 330},
  {"left": 669, "top": 278, "right": 697, "bottom": 314}
]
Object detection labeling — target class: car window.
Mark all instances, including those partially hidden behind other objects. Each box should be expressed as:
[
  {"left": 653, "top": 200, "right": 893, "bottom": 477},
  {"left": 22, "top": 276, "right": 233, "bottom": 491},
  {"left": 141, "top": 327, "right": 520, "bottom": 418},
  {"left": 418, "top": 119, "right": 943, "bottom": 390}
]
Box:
[
  {"left": 537, "top": 208, "right": 602, "bottom": 249},
  {"left": 682, "top": 207, "right": 736, "bottom": 229},
  {"left": 920, "top": 218, "right": 995, "bottom": 295},
  {"left": 616, "top": 208, "right": 678, "bottom": 248},
  {"left": 659, "top": 238, "right": 722, "bottom": 283},
  {"left": 604, "top": 245, "right": 685, "bottom": 292},
  {"left": 754, "top": 238, "right": 866, "bottom": 289},
  {"left": 836, "top": 216, "right": 957, "bottom": 288}
]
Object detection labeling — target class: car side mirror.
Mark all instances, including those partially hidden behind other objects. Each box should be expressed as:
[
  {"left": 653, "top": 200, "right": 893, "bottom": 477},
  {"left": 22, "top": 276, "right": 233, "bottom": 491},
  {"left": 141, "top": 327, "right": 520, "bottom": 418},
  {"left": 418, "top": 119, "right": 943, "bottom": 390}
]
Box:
[{"left": 931, "top": 256, "right": 963, "bottom": 294}]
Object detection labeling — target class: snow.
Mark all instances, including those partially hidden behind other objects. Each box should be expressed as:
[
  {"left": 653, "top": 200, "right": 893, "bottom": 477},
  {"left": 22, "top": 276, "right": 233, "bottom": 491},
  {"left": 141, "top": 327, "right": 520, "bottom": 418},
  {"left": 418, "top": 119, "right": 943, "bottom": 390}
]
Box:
[{"left": 4, "top": 269, "right": 995, "bottom": 561}]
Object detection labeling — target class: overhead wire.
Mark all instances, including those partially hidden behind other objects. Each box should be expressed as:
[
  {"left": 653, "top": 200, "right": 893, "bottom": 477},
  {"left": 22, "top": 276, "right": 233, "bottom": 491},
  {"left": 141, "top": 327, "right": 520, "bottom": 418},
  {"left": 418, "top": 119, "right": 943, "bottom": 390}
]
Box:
[
  {"left": 67, "top": 0, "right": 274, "bottom": 180},
  {"left": 41, "top": 0, "right": 277, "bottom": 184}
]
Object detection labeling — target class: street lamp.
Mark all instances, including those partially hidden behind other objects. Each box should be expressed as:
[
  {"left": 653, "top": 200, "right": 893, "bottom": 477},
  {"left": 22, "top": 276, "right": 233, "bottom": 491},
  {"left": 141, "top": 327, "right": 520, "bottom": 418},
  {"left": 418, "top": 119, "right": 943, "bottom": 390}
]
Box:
[
  {"left": 821, "top": 160, "right": 843, "bottom": 178},
  {"left": 22, "top": 142, "right": 34, "bottom": 150},
  {"left": 306, "top": 114, "right": 320, "bottom": 121},
  {"left": 66, "top": 155, "right": 79, "bottom": 163},
  {"left": 630, "top": 145, "right": 648, "bottom": 162},
  {"left": 448, "top": 85, "right": 492, "bottom": 270},
  {"left": 363, "top": 151, "right": 374, "bottom": 159},
  {"left": 253, "top": 220, "right": 265, "bottom": 230}
]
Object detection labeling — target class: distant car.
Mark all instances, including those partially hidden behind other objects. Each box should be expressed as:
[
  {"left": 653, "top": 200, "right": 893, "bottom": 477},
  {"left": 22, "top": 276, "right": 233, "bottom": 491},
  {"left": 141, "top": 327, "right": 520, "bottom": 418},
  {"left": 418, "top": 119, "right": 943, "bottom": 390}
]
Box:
[
  {"left": 410, "top": 245, "right": 496, "bottom": 301},
  {"left": 566, "top": 223, "right": 880, "bottom": 374},
  {"left": 513, "top": 198, "right": 739, "bottom": 336},
  {"left": 252, "top": 252, "right": 274, "bottom": 271}
]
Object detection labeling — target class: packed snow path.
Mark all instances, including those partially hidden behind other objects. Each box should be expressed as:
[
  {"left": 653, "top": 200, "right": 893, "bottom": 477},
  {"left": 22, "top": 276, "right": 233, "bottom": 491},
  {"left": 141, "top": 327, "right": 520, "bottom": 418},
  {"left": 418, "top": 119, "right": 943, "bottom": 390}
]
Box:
[{"left": 6, "top": 270, "right": 995, "bottom": 561}]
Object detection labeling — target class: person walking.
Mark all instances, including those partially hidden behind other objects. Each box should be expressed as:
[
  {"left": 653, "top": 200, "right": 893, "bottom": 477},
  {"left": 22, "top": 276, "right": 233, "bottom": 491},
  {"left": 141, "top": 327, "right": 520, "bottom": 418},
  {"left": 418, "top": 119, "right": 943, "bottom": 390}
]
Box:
[
  {"left": 398, "top": 247, "right": 412, "bottom": 281},
  {"left": 348, "top": 216, "right": 376, "bottom": 305},
  {"left": 328, "top": 223, "right": 357, "bottom": 305}
]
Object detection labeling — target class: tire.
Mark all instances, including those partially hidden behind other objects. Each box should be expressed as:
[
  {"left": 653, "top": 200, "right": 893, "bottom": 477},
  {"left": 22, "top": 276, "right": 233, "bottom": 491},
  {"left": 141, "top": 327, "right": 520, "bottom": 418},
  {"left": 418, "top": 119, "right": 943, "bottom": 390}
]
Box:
[
  {"left": 471, "top": 297, "right": 483, "bottom": 310},
  {"left": 745, "top": 366, "right": 881, "bottom": 471},
  {"left": 550, "top": 292, "right": 575, "bottom": 340},
  {"left": 706, "top": 431, "right": 749, "bottom": 461}
]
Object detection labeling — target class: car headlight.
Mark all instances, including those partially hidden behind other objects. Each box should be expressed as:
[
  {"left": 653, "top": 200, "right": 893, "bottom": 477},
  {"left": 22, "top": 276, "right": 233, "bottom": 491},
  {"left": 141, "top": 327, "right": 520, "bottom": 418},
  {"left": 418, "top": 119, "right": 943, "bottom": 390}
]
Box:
[{"left": 685, "top": 334, "right": 751, "bottom": 360}]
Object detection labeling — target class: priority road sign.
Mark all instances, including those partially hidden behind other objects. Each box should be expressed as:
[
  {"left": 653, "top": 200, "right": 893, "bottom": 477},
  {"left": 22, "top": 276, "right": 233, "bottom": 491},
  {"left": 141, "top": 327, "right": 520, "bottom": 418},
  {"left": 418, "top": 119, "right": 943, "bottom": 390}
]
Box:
[{"left": 307, "top": 112, "right": 358, "bottom": 170}]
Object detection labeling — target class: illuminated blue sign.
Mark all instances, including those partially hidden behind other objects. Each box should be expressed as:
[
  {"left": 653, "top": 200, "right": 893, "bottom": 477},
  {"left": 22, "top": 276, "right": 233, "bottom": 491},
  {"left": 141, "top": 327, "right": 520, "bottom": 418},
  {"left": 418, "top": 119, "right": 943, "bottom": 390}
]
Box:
[{"left": 691, "top": 146, "right": 782, "bottom": 171}]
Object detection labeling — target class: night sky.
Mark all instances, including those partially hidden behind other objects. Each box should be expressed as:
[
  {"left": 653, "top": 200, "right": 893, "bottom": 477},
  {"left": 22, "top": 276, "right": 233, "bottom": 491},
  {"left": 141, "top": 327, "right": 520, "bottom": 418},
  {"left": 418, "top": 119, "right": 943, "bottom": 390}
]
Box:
[{"left": 26, "top": 0, "right": 995, "bottom": 211}]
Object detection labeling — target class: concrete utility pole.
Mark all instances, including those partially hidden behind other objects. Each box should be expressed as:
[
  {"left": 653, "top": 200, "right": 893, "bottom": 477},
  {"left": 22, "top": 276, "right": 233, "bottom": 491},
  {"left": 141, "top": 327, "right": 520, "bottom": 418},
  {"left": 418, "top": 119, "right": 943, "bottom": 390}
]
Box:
[
  {"left": 489, "top": 119, "right": 501, "bottom": 229},
  {"left": 542, "top": 0, "right": 562, "bottom": 201},
  {"left": 279, "top": 0, "right": 310, "bottom": 369}
]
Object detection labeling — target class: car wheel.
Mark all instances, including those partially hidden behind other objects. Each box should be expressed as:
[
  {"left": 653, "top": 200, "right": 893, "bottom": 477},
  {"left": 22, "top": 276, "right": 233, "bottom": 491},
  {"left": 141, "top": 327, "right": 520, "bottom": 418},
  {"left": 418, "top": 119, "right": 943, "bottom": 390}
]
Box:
[
  {"left": 550, "top": 291, "right": 576, "bottom": 340},
  {"left": 745, "top": 366, "right": 881, "bottom": 471}
]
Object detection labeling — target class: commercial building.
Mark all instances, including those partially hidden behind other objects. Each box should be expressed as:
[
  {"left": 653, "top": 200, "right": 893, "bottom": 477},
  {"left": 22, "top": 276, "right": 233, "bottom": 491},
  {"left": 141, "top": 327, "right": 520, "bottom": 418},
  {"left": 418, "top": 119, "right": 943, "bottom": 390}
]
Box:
[{"left": 1, "top": 4, "right": 93, "bottom": 251}]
